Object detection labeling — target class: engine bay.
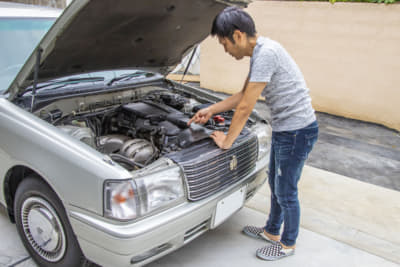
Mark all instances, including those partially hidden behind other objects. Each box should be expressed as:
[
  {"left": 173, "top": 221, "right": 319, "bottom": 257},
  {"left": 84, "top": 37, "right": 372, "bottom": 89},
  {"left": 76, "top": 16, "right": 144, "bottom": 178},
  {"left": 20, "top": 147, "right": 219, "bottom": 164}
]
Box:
[{"left": 41, "top": 88, "right": 252, "bottom": 171}]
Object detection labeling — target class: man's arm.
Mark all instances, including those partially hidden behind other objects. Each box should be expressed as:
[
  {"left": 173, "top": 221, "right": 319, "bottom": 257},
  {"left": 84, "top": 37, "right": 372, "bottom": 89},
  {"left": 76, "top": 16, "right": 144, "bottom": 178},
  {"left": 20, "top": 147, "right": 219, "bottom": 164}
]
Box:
[
  {"left": 209, "top": 76, "right": 249, "bottom": 114},
  {"left": 187, "top": 76, "right": 250, "bottom": 125},
  {"left": 210, "top": 81, "right": 266, "bottom": 149}
]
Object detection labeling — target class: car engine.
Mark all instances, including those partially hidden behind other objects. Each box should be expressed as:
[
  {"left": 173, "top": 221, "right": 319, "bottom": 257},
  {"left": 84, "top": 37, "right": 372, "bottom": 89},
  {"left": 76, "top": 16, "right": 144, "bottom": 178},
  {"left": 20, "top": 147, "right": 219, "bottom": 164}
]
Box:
[{"left": 53, "top": 90, "right": 241, "bottom": 170}]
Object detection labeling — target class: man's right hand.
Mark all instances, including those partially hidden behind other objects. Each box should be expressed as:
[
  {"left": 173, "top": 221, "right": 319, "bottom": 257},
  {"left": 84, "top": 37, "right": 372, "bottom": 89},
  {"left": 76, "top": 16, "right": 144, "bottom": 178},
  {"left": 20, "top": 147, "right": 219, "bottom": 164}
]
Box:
[{"left": 187, "top": 107, "right": 213, "bottom": 126}]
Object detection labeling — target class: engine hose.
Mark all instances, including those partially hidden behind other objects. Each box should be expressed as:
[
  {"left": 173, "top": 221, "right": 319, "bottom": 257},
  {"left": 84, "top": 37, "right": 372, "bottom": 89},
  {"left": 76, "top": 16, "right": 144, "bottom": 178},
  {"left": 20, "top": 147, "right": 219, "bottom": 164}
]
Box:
[{"left": 109, "top": 154, "right": 144, "bottom": 169}]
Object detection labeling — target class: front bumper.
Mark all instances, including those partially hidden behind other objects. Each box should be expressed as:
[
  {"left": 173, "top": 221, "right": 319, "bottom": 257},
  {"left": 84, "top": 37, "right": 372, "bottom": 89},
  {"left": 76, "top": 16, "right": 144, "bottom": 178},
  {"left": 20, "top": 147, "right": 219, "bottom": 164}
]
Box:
[{"left": 69, "top": 157, "right": 268, "bottom": 267}]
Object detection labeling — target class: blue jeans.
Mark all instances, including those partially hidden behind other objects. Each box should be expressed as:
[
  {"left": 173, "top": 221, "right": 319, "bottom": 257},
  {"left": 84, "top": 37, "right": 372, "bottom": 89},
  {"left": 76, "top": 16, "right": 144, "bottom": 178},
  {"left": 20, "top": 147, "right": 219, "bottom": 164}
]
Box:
[{"left": 264, "top": 120, "right": 318, "bottom": 247}]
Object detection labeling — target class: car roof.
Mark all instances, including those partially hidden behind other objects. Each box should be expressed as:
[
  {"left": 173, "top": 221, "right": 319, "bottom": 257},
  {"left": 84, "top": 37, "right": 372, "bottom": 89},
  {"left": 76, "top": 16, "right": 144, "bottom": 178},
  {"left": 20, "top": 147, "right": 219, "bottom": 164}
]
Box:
[{"left": 0, "top": 1, "right": 62, "bottom": 18}]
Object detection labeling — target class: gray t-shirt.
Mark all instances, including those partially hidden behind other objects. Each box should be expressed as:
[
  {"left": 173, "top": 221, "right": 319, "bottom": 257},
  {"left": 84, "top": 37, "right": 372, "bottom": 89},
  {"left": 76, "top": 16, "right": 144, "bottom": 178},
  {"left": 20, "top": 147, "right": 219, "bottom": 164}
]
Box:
[{"left": 249, "top": 36, "right": 316, "bottom": 132}]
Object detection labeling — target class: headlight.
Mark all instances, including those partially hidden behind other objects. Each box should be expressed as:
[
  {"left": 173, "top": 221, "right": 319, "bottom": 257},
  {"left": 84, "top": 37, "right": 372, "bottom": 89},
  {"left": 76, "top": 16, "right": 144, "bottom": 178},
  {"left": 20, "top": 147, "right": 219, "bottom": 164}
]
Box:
[
  {"left": 135, "top": 166, "right": 184, "bottom": 214},
  {"left": 253, "top": 123, "right": 271, "bottom": 160},
  {"left": 104, "top": 166, "right": 184, "bottom": 221},
  {"left": 104, "top": 180, "right": 138, "bottom": 220}
]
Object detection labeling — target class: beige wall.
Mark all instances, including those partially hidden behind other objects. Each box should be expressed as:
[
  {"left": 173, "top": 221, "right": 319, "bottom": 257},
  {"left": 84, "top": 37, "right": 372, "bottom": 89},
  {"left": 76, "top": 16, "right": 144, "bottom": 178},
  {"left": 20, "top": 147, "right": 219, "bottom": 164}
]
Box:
[{"left": 200, "top": 1, "right": 400, "bottom": 131}]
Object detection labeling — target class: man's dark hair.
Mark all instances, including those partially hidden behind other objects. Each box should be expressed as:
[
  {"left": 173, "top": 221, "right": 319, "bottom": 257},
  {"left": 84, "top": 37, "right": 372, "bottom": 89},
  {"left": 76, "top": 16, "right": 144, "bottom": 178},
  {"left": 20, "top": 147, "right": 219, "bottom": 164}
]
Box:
[{"left": 211, "top": 6, "right": 256, "bottom": 43}]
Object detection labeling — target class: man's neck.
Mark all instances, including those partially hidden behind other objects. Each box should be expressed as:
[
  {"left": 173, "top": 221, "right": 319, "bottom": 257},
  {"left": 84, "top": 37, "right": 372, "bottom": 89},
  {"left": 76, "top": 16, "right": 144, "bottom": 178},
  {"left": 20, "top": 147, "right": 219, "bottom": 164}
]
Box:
[{"left": 246, "top": 34, "right": 259, "bottom": 57}]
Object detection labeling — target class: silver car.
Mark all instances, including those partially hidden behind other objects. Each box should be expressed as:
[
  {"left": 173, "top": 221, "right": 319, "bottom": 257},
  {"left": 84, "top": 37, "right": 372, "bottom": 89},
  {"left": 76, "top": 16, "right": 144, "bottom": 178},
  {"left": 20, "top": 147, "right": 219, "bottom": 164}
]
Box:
[{"left": 0, "top": 1, "right": 270, "bottom": 266}]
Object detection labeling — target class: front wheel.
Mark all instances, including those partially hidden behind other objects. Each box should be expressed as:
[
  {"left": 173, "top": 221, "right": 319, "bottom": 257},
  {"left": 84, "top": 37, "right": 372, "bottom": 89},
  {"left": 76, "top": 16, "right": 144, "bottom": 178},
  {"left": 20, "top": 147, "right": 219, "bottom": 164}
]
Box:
[{"left": 14, "top": 176, "right": 86, "bottom": 266}]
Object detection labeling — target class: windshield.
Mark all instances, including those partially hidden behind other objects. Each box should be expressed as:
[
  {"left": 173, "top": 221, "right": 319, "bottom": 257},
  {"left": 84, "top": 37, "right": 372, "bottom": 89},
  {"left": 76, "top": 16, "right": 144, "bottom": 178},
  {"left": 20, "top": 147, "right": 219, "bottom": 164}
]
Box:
[
  {"left": 0, "top": 17, "right": 55, "bottom": 93},
  {"left": 21, "top": 70, "right": 154, "bottom": 96}
]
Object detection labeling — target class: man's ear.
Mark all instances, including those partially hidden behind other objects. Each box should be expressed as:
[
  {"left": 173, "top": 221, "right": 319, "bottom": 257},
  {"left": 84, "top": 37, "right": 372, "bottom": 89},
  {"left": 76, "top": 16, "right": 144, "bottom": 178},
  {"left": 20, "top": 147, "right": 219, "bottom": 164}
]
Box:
[{"left": 233, "top": 30, "right": 245, "bottom": 44}]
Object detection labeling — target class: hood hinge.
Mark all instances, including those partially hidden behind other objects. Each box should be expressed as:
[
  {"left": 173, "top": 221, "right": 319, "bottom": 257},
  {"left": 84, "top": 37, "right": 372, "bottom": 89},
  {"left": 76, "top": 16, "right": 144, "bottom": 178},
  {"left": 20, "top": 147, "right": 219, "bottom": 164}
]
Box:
[
  {"left": 180, "top": 45, "right": 198, "bottom": 84},
  {"left": 31, "top": 48, "right": 43, "bottom": 112}
]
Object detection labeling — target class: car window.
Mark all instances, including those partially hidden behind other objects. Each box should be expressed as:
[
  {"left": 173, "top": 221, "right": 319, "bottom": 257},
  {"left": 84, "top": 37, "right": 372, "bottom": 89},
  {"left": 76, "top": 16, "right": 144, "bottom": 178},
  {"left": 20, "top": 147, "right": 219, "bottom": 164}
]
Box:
[
  {"left": 0, "top": 17, "right": 55, "bottom": 93},
  {"left": 20, "top": 69, "right": 151, "bottom": 96}
]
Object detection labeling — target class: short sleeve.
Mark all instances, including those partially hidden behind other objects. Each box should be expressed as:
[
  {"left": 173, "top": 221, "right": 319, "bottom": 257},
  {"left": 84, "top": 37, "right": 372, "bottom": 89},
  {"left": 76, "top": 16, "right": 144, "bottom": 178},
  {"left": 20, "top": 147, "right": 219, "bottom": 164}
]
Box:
[{"left": 249, "top": 48, "right": 278, "bottom": 83}]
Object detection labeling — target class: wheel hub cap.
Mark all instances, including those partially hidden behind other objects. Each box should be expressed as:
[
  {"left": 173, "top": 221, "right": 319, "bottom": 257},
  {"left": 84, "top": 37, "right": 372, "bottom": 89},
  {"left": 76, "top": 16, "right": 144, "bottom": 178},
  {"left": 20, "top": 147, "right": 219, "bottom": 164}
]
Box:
[
  {"left": 21, "top": 197, "right": 66, "bottom": 262},
  {"left": 27, "top": 207, "right": 59, "bottom": 251}
]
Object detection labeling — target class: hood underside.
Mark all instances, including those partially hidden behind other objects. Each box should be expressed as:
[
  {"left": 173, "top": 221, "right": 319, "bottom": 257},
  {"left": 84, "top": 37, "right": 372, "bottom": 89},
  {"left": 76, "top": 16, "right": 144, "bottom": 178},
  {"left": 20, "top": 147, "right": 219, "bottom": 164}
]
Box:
[{"left": 7, "top": 0, "right": 249, "bottom": 99}]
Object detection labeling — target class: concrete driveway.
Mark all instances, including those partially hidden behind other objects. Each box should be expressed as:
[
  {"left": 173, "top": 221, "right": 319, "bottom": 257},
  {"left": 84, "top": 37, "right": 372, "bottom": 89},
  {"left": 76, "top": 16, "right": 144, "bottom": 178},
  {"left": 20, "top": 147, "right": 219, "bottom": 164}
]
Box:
[{"left": 1, "top": 206, "right": 398, "bottom": 267}]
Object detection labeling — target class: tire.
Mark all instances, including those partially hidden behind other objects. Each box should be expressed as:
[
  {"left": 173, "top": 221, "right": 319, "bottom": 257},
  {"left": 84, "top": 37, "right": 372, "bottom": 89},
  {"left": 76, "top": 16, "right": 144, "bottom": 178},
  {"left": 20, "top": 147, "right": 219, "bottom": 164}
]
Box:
[{"left": 14, "top": 176, "right": 86, "bottom": 267}]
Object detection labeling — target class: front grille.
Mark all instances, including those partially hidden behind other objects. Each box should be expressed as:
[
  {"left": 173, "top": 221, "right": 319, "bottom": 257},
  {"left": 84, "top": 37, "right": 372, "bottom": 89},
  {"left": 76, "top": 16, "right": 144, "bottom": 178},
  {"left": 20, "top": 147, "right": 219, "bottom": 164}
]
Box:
[
  {"left": 245, "top": 186, "right": 257, "bottom": 201},
  {"left": 184, "top": 220, "right": 209, "bottom": 243},
  {"left": 170, "top": 135, "right": 258, "bottom": 201}
]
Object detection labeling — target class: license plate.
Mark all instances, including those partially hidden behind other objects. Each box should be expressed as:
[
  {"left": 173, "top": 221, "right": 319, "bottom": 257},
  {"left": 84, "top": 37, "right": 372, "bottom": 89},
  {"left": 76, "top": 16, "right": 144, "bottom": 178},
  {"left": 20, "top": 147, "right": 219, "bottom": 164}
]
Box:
[{"left": 211, "top": 187, "right": 246, "bottom": 229}]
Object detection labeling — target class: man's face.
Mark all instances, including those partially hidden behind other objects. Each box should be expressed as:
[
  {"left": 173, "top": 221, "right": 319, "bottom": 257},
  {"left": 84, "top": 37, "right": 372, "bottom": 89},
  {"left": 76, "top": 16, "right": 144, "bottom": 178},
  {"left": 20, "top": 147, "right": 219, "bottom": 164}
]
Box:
[{"left": 218, "top": 33, "right": 246, "bottom": 60}]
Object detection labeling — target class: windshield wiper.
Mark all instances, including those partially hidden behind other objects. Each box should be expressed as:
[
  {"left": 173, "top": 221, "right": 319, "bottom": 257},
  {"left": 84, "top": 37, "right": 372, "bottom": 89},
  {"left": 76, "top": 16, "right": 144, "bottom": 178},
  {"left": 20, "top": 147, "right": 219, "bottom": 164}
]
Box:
[
  {"left": 107, "top": 71, "right": 153, "bottom": 86},
  {"left": 23, "top": 77, "right": 105, "bottom": 95}
]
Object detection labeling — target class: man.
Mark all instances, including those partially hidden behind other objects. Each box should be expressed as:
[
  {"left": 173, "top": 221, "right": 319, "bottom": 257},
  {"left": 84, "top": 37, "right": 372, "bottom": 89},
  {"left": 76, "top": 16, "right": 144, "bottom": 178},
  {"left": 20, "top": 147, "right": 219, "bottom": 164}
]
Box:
[{"left": 187, "top": 7, "right": 319, "bottom": 261}]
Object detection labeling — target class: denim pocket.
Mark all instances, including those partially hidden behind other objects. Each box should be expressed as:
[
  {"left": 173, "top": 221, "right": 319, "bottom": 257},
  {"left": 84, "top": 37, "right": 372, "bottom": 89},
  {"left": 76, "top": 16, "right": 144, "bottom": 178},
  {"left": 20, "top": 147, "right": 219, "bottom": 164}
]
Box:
[
  {"left": 305, "top": 132, "right": 318, "bottom": 148},
  {"left": 294, "top": 131, "right": 318, "bottom": 160},
  {"left": 274, "top": 131, "right": 296, "bottom": 145},
  {"left": 273, "top": 132, "right": 295, "bottom": 159}
]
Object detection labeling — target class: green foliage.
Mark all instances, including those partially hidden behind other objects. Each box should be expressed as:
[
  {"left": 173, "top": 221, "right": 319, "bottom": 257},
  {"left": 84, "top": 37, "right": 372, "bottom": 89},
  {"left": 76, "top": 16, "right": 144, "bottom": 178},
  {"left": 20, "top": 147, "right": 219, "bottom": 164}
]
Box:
[
  {"left": 303, "top": 0, "right": 397, "bottom": 3},
  {"left": 329, "top": 0, "right": 395, "bottom": 3}
]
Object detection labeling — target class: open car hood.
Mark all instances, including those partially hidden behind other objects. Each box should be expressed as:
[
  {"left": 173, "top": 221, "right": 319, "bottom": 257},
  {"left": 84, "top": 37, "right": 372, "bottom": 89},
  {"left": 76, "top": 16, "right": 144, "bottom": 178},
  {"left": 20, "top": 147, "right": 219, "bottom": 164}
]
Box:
[{"left": 6, "top": 0, "right": 249, "bottom": 100}]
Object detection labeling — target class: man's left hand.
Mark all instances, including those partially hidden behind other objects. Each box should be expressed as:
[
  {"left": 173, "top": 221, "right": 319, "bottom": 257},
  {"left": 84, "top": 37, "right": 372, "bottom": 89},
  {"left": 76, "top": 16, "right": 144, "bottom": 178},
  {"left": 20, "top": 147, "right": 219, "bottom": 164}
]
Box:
[{"left": 210, "top": 131, "right": 232, "bottom": 149}]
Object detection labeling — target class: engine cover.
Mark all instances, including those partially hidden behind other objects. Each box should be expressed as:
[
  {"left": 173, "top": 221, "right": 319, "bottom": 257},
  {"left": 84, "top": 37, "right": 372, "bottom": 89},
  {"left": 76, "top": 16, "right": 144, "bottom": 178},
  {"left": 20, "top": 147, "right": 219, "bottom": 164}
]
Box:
[{"left": 120, "top": 139, "right": 156, "bottom": 165}]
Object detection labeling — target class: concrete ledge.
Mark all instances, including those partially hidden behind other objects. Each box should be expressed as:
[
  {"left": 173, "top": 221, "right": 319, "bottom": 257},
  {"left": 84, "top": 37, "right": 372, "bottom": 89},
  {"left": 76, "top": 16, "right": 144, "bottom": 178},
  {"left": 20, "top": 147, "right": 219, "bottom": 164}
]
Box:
[
  {"left": 245, "top": 165, "right": 400, "bottom": 264},
  {"left": 166, "top": 74, "right": 200, "bottom": 83}
]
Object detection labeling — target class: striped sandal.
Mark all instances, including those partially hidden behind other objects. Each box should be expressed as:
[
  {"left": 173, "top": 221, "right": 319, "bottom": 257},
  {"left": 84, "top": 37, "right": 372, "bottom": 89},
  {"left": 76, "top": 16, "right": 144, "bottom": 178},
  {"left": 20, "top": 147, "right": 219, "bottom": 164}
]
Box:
[
  {"left": 256, "top": 243, "right": 295, "bottom": 261},
  {"left": 242, "top": 226, "right": 279, "bottom": 244}
]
